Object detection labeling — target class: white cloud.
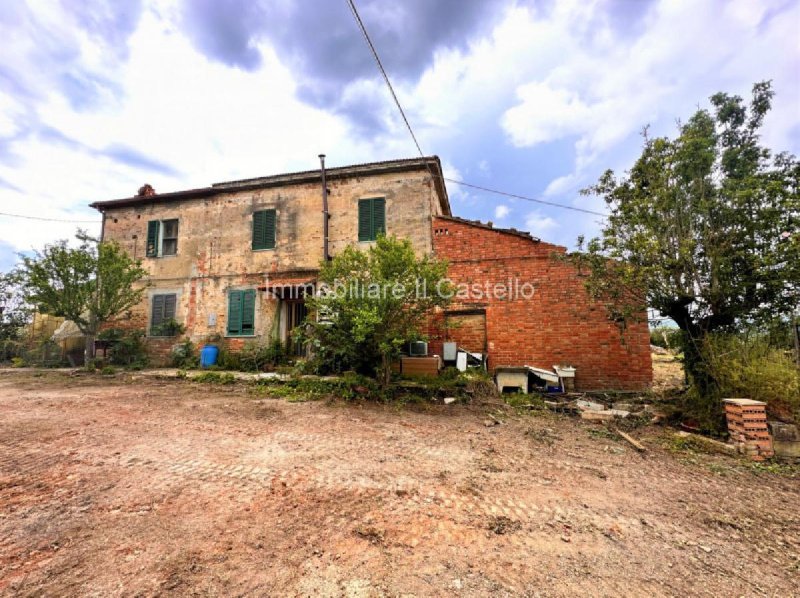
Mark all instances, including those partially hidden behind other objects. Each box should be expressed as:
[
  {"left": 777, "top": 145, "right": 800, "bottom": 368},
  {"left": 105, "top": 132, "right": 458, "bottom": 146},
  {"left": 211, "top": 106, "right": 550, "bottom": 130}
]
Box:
[
  {"left": 494, "top": 204, "right": 509, "bottom": 220},
  {"left": 497, "top": 0, "right": 800, "bottom": 194},
  {"left": 524, "top": 210, "right": 559, "bottom": 237}
]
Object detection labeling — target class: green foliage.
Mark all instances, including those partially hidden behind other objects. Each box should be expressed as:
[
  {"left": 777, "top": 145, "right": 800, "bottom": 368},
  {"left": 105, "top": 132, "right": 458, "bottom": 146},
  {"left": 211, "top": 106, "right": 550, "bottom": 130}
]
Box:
[
  {"left": 193, "top": 371, "right": 236, "bottom": 384},
  {"left": 649, "top": 327, "right": 684, "bottom": 350},
  {"left": 0, "top": 271, "right": 29, "bottom": 346},
  {"left": 216, "top": 348, "right": 242, "bottom": 371},
  {"left": 18, "top": 231, "right": 148, "bottom": 355},
  {"left": 172, "top": 338, "right": 198, "bottom": 369},
  {"left": 98, "top": 328, "right": 149, "bottom": 367},
  {"left": 698, "top": 333, "right": 799, "bottom": 421},
  {"left": 150, "top": 318, "right": 185, "bottom": 337},
  {"left": 239, "top": 339, "right": 288, "bottom": 371},
  {"left": 575, "top": 81, "right": 799, "bottom": 410},
  {"left": 303, "top": 235, "right": 452, "bottom": 386},
  {"left": 254, "top": 372, "right": 380, "bottom": 401},
  {"left": 100, "top": 365, "right": 116, "bottom": 376}
]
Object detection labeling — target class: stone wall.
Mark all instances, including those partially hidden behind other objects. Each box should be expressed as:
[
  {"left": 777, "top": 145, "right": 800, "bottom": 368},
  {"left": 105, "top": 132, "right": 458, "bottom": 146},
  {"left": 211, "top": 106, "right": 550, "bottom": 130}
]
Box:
[{"left": 100, "top": 167, "right": 443, "bottom": 362}]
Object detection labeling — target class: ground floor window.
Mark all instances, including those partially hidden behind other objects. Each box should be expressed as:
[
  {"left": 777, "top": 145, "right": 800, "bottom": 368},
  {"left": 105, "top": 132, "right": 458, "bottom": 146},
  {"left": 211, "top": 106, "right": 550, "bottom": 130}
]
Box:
[
  {"left": 150, "top": 294, "right": 178, "bottom": 336},
  {"left": 227, "top": 289, "right": 256, "bottom": 336}
]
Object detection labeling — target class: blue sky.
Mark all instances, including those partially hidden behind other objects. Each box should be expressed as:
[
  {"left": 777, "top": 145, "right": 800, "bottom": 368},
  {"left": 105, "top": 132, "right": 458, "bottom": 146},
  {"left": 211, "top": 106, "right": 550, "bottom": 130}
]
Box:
[{"left": 0, "top": 0, "right": 798, "bottom": 271}]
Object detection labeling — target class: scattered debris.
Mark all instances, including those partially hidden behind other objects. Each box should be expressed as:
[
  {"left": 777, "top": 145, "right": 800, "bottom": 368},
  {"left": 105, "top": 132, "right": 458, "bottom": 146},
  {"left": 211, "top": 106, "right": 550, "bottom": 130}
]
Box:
[
  {"left": 615, "top": 428, "right": 647, "bottom": 452},
  {"left": 443, "top": 397, "right": 457, "bottom": 405},
  {"left": 354, "top": 525, "right": 385, "bottom": 545},
  {"left": 768, "top": 422, "right": 800, "bottom": 459},
  {"left": 487, "top": 516, "right": 521, "bottom": 535},
  {"left": 723, "top": 399, "right": 774, "bottom": 461},
  {"left": 674, "top": 431, "right": 736, "bottom": 454}
]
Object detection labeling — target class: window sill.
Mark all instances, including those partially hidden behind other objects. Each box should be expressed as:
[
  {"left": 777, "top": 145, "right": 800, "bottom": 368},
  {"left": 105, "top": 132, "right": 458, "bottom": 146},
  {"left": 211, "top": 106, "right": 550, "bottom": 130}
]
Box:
[
  {"left": 224, "top": 333, "right": 257, "bottom": 338},
  {"left": 251, "top": 248, "right": 275, "bottom": 252}
]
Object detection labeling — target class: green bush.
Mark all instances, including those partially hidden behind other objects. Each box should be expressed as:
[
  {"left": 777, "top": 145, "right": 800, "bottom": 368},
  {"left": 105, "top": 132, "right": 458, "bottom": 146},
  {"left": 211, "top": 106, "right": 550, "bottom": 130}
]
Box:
[
  {"left": 172, "top": 338, "right": 198, "bottom": 369},
  {"left": 99, "top": 329, "right": 149, "bottom": 367},
  {"left": 699, "top": 333, "right": 799, "bottom": 422},
  {"left": 650, "top": 327, "right": 683, "bottom": 350},
  {"left": 0, "top": 339, "right": 22, "bottom": 362},
  {"left": 100, "top": 365, "right": 116, "bottom": 376},
  {"left": 239, "top": 339, "right": 288, "bottom": 371},
  {"left": 217, "top": 348, "right": 242, "bottom": 371},
  {"left": 193, "top": 371, "right": 236, "bottom": 384}
]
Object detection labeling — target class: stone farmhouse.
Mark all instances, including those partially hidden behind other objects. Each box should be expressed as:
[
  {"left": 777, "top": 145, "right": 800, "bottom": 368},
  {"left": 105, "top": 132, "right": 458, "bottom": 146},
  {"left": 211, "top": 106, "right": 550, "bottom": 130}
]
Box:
[{"left": 90, "top": 156, "right": 652, "bottom": 390}]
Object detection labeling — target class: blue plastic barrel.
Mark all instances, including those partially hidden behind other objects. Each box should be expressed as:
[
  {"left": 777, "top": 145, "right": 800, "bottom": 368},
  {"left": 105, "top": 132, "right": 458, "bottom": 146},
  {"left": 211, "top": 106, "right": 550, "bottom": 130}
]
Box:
[{"left": 200, "top": 345, "right": 219, "bottom": 368}]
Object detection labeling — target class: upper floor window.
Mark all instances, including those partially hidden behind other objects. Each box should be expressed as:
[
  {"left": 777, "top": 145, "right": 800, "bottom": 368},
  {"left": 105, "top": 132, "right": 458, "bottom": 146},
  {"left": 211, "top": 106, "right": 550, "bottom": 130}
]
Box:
[
  {"left": 358, "top": 197, "right": 385, "bottom": 242},
  {"left": 252, "top": 209, "right": 276, "bottom": 250},
  {"left": 146, "top": 219, "right": 179, "bottom": 257}
]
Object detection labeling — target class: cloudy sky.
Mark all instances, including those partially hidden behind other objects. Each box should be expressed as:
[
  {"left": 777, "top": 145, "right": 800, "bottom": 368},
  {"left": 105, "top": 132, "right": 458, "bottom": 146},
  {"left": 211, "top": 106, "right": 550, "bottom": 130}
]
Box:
[{"left": 0, "top": 0, "right": 798, "bottom": 270}]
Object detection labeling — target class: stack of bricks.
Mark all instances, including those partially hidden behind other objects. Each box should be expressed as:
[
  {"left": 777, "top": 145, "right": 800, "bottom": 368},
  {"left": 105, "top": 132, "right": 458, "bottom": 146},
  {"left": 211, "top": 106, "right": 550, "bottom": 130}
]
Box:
[{"left": 723, "top": 399, "right": 774, "bottom": 461}]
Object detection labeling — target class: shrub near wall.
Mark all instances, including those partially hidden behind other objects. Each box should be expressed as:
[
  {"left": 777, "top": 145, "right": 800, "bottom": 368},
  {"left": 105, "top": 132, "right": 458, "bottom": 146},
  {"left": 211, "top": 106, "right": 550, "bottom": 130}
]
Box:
[{"left": 700, "top": 333, "right": 800, "bottom": 422}]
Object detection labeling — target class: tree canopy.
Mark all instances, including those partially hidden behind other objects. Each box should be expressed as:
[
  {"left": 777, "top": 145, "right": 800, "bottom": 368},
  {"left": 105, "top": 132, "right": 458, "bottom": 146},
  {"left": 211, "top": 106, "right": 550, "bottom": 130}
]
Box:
[
  {"left": 19, "top": 231, "right": 148, "bottom": 357},
  {"left": 577, "top": 81, "right": 799, "bottom": 398},
  {"left": 303, "top": 235, "right": 452, "bottom": 386}
]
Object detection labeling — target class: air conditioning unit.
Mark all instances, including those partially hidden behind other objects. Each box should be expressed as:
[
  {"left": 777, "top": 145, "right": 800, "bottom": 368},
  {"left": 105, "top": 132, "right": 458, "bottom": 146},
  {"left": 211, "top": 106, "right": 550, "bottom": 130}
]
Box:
[{"left": 409, "top": 341, "right": 428, "bottom": 356}]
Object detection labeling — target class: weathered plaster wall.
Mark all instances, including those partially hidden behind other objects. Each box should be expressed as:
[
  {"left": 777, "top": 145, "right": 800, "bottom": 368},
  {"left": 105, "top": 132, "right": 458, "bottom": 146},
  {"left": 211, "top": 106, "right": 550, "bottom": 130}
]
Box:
[{"left": 100, "top": 168, "right": 441, "bottom": 360}]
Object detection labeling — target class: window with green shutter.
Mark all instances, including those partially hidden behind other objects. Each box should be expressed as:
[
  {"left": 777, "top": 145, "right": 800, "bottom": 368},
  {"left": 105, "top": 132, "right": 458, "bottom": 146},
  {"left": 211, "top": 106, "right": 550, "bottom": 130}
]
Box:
[
  {"left": 252, "top": 209, "right": 276, "bottom": 250},
  {"left": 150, "top": 293, "right": 177, "bottom": 336},
  {"left": 146, "top": 220, "right": 160, "bottom": 257},
  {"left": 227, "top": 289, "right": 256, "bottom": 336},
  {"left": 358, "top": 197, "right": 386, "bottom": 242},
  {"left": 146, "top": 219, "right": 179, "bottom": 257}
]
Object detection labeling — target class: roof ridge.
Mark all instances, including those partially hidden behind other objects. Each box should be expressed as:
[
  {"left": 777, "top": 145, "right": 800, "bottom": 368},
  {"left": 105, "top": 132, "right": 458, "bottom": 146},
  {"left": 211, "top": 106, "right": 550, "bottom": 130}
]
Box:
[{"left": 435, "top": 214, "right": 541, "bottom": 242}]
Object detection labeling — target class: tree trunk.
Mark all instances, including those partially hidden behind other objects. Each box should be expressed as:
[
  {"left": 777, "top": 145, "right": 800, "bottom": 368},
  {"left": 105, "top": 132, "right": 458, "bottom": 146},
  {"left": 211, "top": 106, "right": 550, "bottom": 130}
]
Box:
[
  {"left": 84, "top": 333, "right": 95, "bottom": 366},
  {"left": 379, "top": 352, "right": 391, "bottom": 389}
]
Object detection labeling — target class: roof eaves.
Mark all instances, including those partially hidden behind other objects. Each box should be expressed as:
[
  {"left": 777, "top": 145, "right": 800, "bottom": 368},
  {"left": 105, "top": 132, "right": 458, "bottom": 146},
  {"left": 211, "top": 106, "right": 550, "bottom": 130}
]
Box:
[{"left": 436, "top": 214, "right": 541, "bottom": 242}]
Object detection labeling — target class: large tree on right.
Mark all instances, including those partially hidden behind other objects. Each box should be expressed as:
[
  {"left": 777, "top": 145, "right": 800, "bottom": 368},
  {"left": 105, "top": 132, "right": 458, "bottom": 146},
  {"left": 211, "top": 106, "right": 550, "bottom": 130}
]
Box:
[{"left": 578, "top": 81, "right": 799, "bottom": 402}]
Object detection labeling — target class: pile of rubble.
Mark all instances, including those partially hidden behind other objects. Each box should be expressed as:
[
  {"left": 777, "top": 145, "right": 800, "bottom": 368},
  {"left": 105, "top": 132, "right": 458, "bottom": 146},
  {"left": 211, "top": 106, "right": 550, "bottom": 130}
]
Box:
[{"left": 545, "top": 396, "right": 664, "bottom": 423}]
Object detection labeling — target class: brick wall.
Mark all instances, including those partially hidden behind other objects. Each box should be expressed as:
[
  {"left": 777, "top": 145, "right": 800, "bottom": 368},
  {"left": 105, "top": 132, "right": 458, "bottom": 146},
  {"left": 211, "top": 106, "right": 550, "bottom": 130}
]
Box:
[{"left": 430, "top": 216, "right": 652, "bottom": 391}]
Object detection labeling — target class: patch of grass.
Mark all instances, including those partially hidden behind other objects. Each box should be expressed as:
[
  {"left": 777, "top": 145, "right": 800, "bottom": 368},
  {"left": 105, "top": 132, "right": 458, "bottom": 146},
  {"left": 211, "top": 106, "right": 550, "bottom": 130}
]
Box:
[
  {"left": 587, "top": 427, "right": 620, "bottom": 441},
  {"left": 100, "top": 365, "right": 116, "bottom": 376},
  {"left": 745, "top": 461, "right": 800, "bottom": 477},
  {"left": 193, "top": 371, "right": 236, "bottom": 385}
]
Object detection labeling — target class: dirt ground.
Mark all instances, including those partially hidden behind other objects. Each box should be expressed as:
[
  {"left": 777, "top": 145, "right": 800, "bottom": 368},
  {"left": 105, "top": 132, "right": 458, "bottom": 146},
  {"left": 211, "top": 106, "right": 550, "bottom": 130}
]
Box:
[{"left": 1, "top": 371, "right": 798, "bottom": 597}]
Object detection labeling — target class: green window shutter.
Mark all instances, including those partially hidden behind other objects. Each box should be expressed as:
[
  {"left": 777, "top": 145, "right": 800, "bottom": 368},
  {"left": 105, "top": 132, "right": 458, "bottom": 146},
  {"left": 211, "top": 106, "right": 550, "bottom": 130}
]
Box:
[
  {"left": 146, "top": 220, "right": 160, "bottom": 257},
  {"left": 372, "top": 197, "right": 385, "bottom": 237},
  {"left": 252, "top": 210, "right": 277, "bottom": 250},
  {"left": 252, "top": 211, "right": 266, "bottom": 250},
  {"left": 358, "top": 199, "right": 372, "bottom": 241},
  {"left": 241, "top": 289, "right": 256, "bottom": 335},
  {"left": 151, "top": 295, "right": 165, "bottom": 334},
  {"left": 264, "top": 209, "right": 276, "bottom": 249},
  {"left": 163, "top": 294, "right": 177, "bottom": 322},
  {"left": 358, "top": 198, "right": 385, "bottom": 241},
  {"left": 227, "top": 291, "right": 243, "bottom": 335}
]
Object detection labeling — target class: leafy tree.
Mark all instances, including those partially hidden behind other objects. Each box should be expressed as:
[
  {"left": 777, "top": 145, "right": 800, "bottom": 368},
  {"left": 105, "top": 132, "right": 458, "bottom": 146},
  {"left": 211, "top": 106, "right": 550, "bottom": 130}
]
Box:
[
  {"left": 303, "top": 235, "right": 452, "bottom": 387},
  {"left": 0, "top": 270, "right": 29, "bottom": 341},
  {"left": 19, "top": 231, "right": 149, "bottom": 361},
  {"left": 576, "top": 81, "right": 799, "bottom": 410}
]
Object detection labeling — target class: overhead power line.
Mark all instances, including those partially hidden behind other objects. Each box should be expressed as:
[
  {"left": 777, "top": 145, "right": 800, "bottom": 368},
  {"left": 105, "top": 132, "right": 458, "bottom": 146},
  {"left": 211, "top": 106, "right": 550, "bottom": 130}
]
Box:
[
  {"left": 0, "top": 211, "right": 97, "bottom": 223},
  {"left": 344, "top": 0, "right": 607, "bottom": 220},
  {"left": 442, "top": 178, "right": 607, "bottom": 217}
]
